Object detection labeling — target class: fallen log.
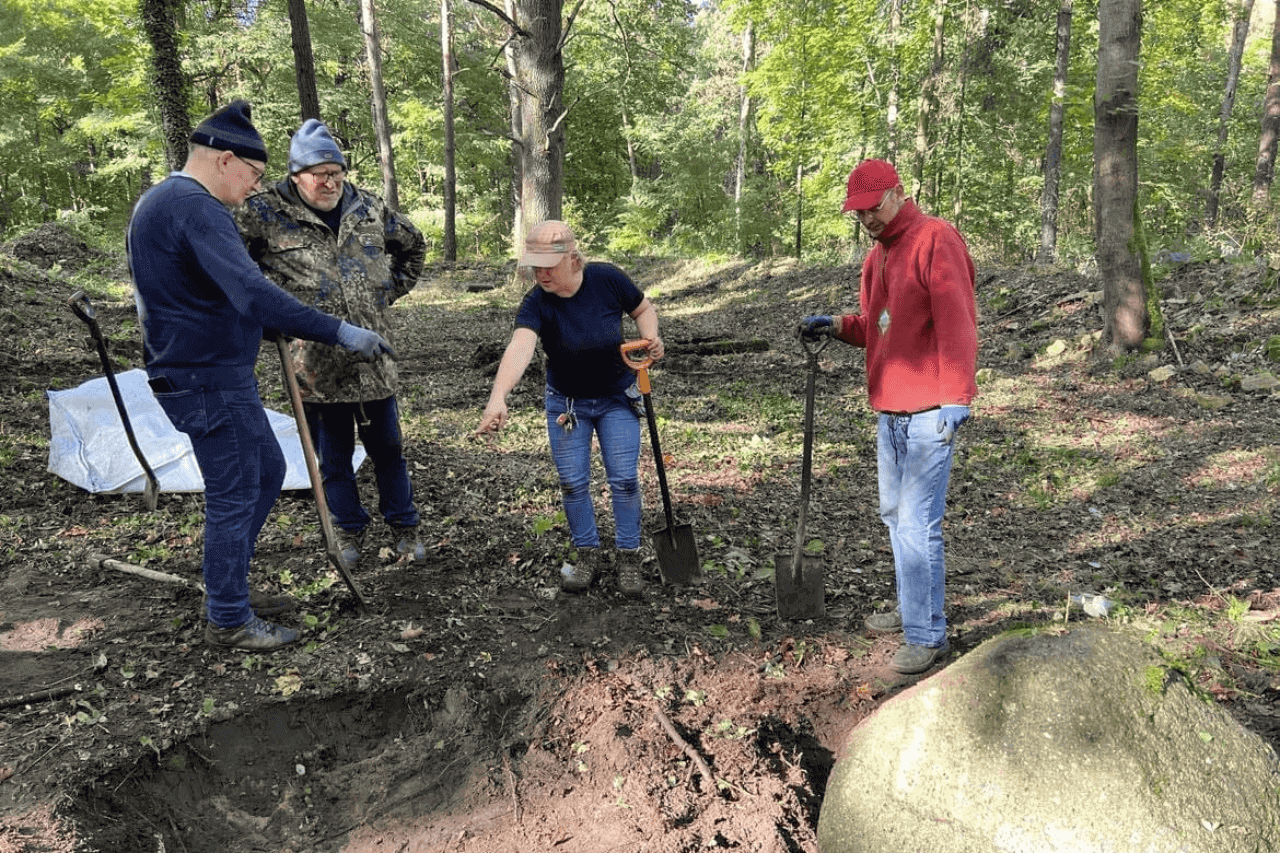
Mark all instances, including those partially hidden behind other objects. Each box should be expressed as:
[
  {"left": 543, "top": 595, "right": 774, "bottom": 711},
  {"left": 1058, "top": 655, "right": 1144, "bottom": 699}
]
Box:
[
  {"left": 0, "top": 684, "right": 81, "bottom": 711},
  {"left": 88, "top": 553, "right": 204, "bottom": 592}
]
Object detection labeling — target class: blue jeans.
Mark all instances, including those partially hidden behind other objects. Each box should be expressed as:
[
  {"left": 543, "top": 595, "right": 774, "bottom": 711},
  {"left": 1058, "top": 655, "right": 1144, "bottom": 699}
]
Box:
[
  {"left": 877, "top": 409, "right": 956, "bottom": 648},
  {"left": 545, "top": 386, "right": 642, "bottom": 550},
  {"left": 303, "top": 396, "right": 419, "bottom": 533},
  {"left": 153, "top": 379, "right": 284, "bottom": 628}
]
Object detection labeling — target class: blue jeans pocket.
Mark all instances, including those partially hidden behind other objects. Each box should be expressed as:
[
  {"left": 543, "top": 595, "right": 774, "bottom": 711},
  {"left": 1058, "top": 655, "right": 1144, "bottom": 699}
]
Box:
[{"left": 155, "top": 388, "right": 210, "bottom": 440}]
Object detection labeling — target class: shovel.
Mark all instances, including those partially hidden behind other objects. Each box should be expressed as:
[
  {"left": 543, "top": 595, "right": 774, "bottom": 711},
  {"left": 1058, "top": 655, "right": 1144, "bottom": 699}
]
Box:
[
  {"left": 66, "top": 291, "right": 160, "bottom": 511},
  {"left": 621, "top": 340, "right": 700, "bottom": 585},
  {"left": 775, "top": 334, "right": 829, "bottom": 620},
  {"left": 276, "top": 338, "right": 369, "bottom": 614}
]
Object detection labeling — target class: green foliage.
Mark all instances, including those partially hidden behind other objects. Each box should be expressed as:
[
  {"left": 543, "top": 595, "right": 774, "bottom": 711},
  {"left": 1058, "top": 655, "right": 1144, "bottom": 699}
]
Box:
[{"left": 1, "top": 0, "right": 1278, "bottom": 270}]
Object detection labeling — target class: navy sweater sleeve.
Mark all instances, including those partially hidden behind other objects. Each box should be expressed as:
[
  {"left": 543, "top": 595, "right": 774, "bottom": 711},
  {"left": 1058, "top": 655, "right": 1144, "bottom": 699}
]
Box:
[{"left": 127, "top": 175, "right": 343, "bottom": 375}]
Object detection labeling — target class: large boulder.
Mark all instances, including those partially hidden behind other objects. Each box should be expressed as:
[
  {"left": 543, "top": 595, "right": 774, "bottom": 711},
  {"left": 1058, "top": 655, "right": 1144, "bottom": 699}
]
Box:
[{"left": 818, "top": 625, "right": 1280, "bottom": 853}]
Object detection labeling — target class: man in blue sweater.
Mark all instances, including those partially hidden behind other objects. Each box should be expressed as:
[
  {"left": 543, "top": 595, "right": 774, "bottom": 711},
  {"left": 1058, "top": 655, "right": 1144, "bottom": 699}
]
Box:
[{"left": 127, "top": 101, "right": 394, "bottom": 651}]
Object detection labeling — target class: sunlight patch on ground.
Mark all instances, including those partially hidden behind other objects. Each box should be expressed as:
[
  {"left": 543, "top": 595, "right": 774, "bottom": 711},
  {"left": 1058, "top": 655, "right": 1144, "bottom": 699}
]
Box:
[
  {"left": 0, "top": 617, "right": 104, "bottom": 651},
  {"left": 1066, "top": 494, "right": 1276, "bottom": 554},
  {"left": 1182, "top": 447, "right": 1278, "bottom": 490}
]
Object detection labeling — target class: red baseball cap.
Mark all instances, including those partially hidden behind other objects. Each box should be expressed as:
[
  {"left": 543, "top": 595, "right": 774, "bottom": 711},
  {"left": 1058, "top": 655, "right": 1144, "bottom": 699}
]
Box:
[{"left": 842, "top": 159, "right": 901, "bottom": 213}]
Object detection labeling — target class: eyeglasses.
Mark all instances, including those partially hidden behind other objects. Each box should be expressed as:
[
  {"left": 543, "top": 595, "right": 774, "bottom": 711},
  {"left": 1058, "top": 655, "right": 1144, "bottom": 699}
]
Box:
[
  {"left": 304, "top": 168, "right": 346, "bottom": 186},
  {"left": 853, "top": 189, "right": 894, "bottom": 220},
  {"left": 232, "top": 153, "right": 265, "bottom": 185}
]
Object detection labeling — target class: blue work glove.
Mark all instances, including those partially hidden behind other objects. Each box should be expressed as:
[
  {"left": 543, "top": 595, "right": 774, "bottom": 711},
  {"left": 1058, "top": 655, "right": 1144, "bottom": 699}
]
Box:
[
  {"left": 797, "top": 315, "right": 837, "bottom": 341},
  {"left": 336, "top": 321, "right": 396, "bottom": 360},
  {"left": 936, "top": 405, "right": 971, "bottom": 444}
]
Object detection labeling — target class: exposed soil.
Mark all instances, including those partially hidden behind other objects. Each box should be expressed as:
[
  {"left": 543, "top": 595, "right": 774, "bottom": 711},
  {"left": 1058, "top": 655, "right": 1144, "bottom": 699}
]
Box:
[{"left": 1, "top": 226, "right": 1279, "bottom": 852}]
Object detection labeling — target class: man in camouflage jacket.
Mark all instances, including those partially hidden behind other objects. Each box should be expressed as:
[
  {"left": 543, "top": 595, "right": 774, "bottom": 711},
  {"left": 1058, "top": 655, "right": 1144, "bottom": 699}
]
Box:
[{"left": 235, "top": 119, "right": 428, "bottom": 569}]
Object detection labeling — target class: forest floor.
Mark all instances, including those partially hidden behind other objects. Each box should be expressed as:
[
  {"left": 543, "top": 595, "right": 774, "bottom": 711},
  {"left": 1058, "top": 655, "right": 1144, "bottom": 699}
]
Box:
[{"left": 1, "top": 223, "right": 1279, "bottom": 853}]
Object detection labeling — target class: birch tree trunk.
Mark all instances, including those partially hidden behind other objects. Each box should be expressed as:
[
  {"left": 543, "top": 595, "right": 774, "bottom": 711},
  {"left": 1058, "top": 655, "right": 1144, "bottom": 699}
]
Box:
[
  {"left": 441, "top": 0, "right": 457, "bottom": 262},
  {"left": 1095, "top": 0, "right": 1146, "bottom": 353},
  {"left": 1037, "top": 0, "right": 1073, "bottom": 266},
  {"left": 360, "top": 0, "right": 400, "bottom": 210},
  {"left": 1206, "top": 0, "right": 1254, "bottom": 227},
  {"left": 504, "top": 0, "right": 524, "bottom": 243},
  {"left": 886, "top": 0, "right": 901, "bottom": 162},
  {"left": 735, "top": 20, "right": 754, "bottom": 253},
  {"left": 913, "top": 0, "right": 947, "bottom": 207},
  {"left": 1252, "top": 1, "right": 1280, "bottom": 210}
]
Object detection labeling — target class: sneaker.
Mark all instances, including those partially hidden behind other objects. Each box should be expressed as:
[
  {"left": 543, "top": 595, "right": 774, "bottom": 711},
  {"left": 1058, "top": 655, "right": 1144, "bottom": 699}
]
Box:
[
  {"left": 617, "top": 549, "right": 644, "bottom": 597},
  {"left": 205, "top": 615, "right": 300, "bottom": 651},
  {"left": 560, "top": 549, "right": 598, "bottom": 593},
  {"left": 201, "top": 590, "right": 299, "bottom": 620},
  {"left": 889, "top": 640, "right": 950, "bottom": 675},
  {"left": 335, "top": 527, "right": 365, "bottom": 572},
  {"left": 392, "top": 525, "right": 426, "bottom": 561},
  {"left": 864, "top": 610, "right": 903, "bottom": 634}
]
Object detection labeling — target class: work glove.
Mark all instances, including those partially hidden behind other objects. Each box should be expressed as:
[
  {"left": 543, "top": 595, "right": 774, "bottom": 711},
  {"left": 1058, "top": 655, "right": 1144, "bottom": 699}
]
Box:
[
  {"left": 797, "top": 315, "right": 838, "bottom": 341},
  {"left": 336, "top": 321, "right": 397, "bottom": 360},
  {"left": 936, "top": 405, "right": 971, "bottom": 444}
]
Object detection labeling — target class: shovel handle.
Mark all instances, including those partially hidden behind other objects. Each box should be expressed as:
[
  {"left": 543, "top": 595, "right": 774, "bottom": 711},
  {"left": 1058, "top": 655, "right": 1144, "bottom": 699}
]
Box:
[
  {"left": 67, "top": 291, "right": 101, "bottom": 339},
  {"left": 620, "top": 339, "right": 653, "bottom": 368},
  {"left": 276, "top": 339, "right": 369, "bottom": 613},
  {"left": 621, "top": 340, "right": 653, "bottom": 392},
  {"left": 66, "top": 290, "right": 160, "bottom": 510}
]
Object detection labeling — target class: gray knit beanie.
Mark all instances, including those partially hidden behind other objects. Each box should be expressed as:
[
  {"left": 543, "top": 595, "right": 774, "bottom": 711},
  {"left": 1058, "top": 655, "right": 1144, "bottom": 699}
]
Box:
[
  {"left": 288, "top": 120, "right": 347, "bottom": 175},
  {"left": 189, "top": 100, "right": 268, "bottom": 163}
]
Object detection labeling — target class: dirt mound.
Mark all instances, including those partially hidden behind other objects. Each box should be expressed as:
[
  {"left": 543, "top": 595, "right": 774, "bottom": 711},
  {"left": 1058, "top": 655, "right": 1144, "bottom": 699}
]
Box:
[{"left": 5, "top": 222, "right": 111, "bottom": 272}]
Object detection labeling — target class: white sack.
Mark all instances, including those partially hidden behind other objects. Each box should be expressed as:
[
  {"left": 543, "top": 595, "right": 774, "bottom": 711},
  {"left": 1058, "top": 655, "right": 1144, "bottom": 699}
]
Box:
[{"left": 47, "top": 369, "right": 365, "bottom": 494}]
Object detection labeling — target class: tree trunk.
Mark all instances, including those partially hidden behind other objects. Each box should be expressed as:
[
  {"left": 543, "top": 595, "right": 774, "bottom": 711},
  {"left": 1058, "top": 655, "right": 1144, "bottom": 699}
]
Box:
[
  {"left": 1252, "top": 0, "right": 1280, "bottom": 210},
  {"left": 287, "top": 0, "right": 322, "bottom": 122},
  {"left": 441, "top": 0, "right": 458, "bottom": 262},
  {"left": 913, "top": 0, "right": 947, "bottom": 205},
  {"left": 1206, "top": 0, "right": 1254, "bottom": 227},
  {"left": 360, "top": 0, "right": 400, "bottom": 210},
  {"left": 504, "top": 0, "right": 524, "bottom": 244},
  {"left": 139, "top": 0, "right": 190, "bottom": 171},
  {"left": 511, "top": 0, "right": 568, "bottom": 231},
  {"left": 1037, "top": 0, "right": 1072, "bottom": 266},
  {"left": 794, "top": 159, "right": 803, "bottom": 258},
  {"left": 735, "top": 21, "right": 754, "bottom": 254},
  {"left": 1095, "top": 0, "right": 1146, "bottom": 353},
  {"left": 885, "top": 0, "right": 902, "bottom": 162}
]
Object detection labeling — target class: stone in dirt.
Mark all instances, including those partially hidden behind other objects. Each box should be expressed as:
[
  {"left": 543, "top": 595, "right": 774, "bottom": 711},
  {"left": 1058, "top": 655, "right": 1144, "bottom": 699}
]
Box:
[{"left": 818, "top": 625, "right": 1280, "bottom": 853}]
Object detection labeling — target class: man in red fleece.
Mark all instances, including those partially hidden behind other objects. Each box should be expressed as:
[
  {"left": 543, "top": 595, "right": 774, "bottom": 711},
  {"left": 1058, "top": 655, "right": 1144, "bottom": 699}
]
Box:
[{"left": 799, "top": 159, "right": 978, "bottom": 675}]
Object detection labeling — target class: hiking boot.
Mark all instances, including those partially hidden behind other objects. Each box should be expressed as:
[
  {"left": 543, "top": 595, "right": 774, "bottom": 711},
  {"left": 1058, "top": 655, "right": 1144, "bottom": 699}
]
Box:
[
  {"left": 560, "top": 549, "right": 598, "bottom": 593},
  {"left": 335, "top": 527, "right": 365, "bottom": 572},
  {"left": 205, "top": 615, "right": 300, "bottom": 651},
  {"left": 889, "top": 639, "right": 950, "bottom": 675},
  {"left": 392, "top": 525, "right": 426, "bottom": 561},
  {"left": 202, "top": 590, "right": 299, "bottom": 621},
  {"left": 864, "top": 610, "right": 903, "bottom": 634},
  {"left": 617, "top": 549, "right": 644, "bottom": 597}
]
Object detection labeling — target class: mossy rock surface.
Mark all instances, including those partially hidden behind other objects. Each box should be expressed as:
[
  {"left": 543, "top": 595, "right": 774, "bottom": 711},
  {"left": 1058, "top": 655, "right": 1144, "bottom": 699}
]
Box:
[{"left": 818, "top": 625, "right": 1280, "bottom": 853}]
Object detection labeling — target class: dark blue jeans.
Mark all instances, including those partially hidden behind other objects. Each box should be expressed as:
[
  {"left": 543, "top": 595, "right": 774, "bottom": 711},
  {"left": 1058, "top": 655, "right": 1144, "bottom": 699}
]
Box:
[
  {"left": 303, "top": 396, "right": 419, "bottom": 533},
  {"left": 153, "top": 378, "right": 284, "bottom": 628},
  {"left": 544, "top": 386, "right": 642, "bottom": 550}
]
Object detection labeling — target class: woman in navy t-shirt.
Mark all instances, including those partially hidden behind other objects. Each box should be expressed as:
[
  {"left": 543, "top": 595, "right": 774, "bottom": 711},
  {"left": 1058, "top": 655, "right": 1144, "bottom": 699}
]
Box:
[{"left": 477, "top": 221, "right": 665, "bottom": 596}]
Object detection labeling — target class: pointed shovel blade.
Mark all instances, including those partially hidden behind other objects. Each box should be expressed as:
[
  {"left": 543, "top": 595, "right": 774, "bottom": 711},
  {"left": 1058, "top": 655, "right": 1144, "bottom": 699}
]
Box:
[
  {"left": 652, "top": 522, "right": 700, "bottom": 585},
  {"left": 775, "top": 554, "right": 825, "bottom": 620}
]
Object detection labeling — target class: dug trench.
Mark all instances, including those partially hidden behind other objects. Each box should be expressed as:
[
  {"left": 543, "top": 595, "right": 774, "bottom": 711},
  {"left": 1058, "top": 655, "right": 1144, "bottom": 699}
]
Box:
[{"left": 3, "top": 234, "right": 1280, "bottom": 852}]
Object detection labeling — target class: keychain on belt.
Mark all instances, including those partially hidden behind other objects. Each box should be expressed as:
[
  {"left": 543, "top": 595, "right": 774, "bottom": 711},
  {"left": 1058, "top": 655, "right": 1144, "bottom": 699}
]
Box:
[{"left": 556, "top": 399, "right": 578, "bottom": 433}]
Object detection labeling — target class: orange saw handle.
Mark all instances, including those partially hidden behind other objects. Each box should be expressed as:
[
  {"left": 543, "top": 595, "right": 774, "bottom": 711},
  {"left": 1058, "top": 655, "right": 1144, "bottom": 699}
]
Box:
[{"left": 620, "top": 340, "right": 653, "bottom": 393}]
